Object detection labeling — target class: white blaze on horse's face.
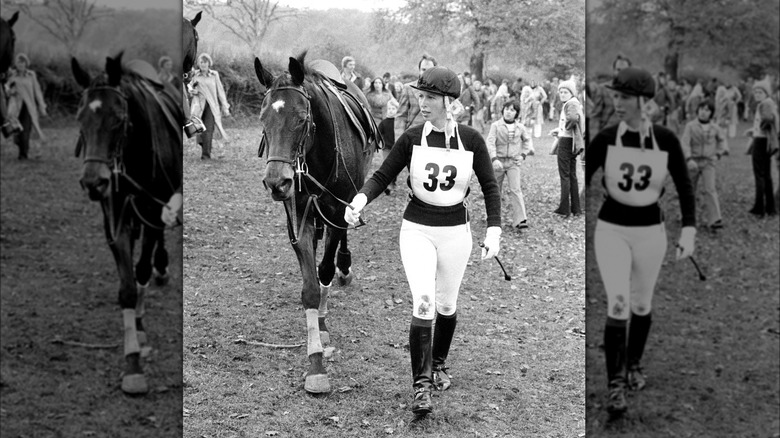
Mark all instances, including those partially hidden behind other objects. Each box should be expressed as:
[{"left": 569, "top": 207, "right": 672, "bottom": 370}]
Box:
[
  {"left": 89, "top": 99, "right": 102, "bottom": 112},
  {"left": 272, "top": 99, "right": 285, "bottom": 112}
]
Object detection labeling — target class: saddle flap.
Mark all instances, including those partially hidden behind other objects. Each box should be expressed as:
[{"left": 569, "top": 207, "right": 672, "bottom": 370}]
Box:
[{"left": 320, "top": 81, "right": 383, "bottom": 151}]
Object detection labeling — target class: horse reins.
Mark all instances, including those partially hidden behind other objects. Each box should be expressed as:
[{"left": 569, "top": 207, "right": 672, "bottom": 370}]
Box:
[
  {"left": 78, "top": 86, "right": 175, "bottom": 245},
  {"left": 263, "top": 84, "right": 365, "bottom": 245}
]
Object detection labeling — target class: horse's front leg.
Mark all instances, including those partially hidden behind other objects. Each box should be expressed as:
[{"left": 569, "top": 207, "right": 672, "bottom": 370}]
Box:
[
  {"left": 317, "top": 227, "right": 346, "bottom": 345},
  {"left": 290, "top": 212, "right": 330, "bottom": 394},
  {"left": 106, "top": 214, "right": 148, "bottom": 395},
  {"left": 335, "top": 232, "right": 353, "bottom": 286},
  {"left": 133, "top": 225, "right": 163, "bottom": 348},
  {"left": 152, "top": 226, "right": 170, "bottom": 286}
]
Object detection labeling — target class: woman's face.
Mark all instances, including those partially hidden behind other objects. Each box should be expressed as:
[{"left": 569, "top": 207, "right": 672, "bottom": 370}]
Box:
[
  {"left": 373, "top": 78, "right": 383, "bottom": 90},
  {"left": 611, "top": 91, "right": 641, "bottom": 121},
  {"left": 394, "top": 82, "right": 402, "bottom": 93},
  {"left": 753, "top": 88, "right": 767, "bottom": 102},
  {"left": 162, "top": 60, "right": 173, "bottom": 72},
  {"left": 558, "top": 88, "right": 572, "bottom": 102},
  {"left": 198, "top": 59, "right": 210, "bottom": 71},
  {"left": 345, "top": 61, "right": 355, "bottom": 72},
  {"left": 15, "top": 59, "right": 27, "bottom": 72},
  {"left": 502, "top": 105, "right": 517, "bottom": 121},
  {"left": 417, "top": 91, "right": 446, "bottom": 123}
]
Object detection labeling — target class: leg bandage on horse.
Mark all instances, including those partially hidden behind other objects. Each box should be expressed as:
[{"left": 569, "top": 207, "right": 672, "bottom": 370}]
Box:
[
  {"left": 305, "top": 309, "right": 323, "bottom": 357},
  {"left": 399, "top": 221, "right": 472, "bottom": 320},
  {"left": 594, "top": 220, "right": 666, "bottom": 320},
  {"left": 122, "top": 309, "right": 141, "bottom": 357}
]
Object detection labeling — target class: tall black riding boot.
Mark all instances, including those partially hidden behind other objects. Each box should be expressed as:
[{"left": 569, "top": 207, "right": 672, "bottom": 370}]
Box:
[
  {"left": 627, "top": 312, "right": 652, "bottom": 390},
  {"left": 432, "top": 311, "right": 457, "bottom": 390},
  {"left": 604, "top": 317, "right": 628, "bottom": 414},
  {"left": 409, "top": 317, "right": 433, "bottom": 415}
]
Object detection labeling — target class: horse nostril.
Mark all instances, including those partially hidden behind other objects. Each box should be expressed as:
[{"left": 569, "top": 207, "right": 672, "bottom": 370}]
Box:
[{"left": 278, "top": 179, "right": 292, "bottom": 194}]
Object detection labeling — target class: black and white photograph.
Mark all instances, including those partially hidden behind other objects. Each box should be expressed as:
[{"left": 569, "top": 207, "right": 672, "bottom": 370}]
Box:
[
  {"left": 1, "top": 0, "right": 183, "bottom": 435},
  {"left": 181, "top": 0, "right": 585, "bottom": 436},
  {"left": 585, "top": 0, "right": 780, "bottom": 435}
]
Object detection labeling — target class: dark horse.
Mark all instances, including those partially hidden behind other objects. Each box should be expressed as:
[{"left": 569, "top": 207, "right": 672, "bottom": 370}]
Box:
[
  {"left": 71, "top": 53, "right": 183, "bottom": 394},
  {"left": 255, "top": 52, "right": 379, "bottom": 393},
  {"left": 1, "top": 11, "right": 19, "bottom": 132},
  {"left": 181, "top": 11, "right": 201, "bottom": 136}
]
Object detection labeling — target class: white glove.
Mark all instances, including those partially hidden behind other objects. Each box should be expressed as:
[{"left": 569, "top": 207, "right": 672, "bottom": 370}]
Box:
[
  {"left": 686, "top": 159, "right": 698, "bottom": 174},
  {"left": 492, "top": 159, "right": 503, "bottom": 172},
  {"left": 676, "top": 226, "right": 696, "bottom": 260},
  {"left": 344, "top": 193, "right": 367, "bottom": 226},
  {"left": 161, "top": 192, "right": 182, "bottom": 227},
  {"left": 481, "top": 226, "right": 502, "bottom": 260}
]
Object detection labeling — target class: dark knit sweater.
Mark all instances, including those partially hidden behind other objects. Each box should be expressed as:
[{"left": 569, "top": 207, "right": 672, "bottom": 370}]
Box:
[
  {"left": 360, "top": 124, "right": 501, "bottom": 227},
  {"left": 585, "top": 124, "right": 696, "bottom": 227}
]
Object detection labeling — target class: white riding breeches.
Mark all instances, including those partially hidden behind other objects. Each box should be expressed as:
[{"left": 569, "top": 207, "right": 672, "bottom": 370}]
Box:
[
  {"left": 594, "top": 219, "right": 667, "bottom": 319},
  {"left": 399, "top": 220, "right": 472, "bottom": 319}
]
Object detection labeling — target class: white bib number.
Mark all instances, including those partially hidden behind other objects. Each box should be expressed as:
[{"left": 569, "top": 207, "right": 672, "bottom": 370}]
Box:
[
  {"left": 604, "top": 124, "right": 669, "bottom": 207},
  {"left": 410, "top": 128, "right": 473, "bottom": 206}
]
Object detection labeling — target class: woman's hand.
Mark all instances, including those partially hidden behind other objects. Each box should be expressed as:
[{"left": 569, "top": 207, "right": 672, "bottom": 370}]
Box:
[
  {"left": 481, "top": 226, "right": 502, "bottom": 260},
  {"left": 161, "top": 192, "right": 183, "bottom": 227},
  {"left": 676, "top": 226, "right": 696, "bottom": 260},
  {"left": 344, "top": 193, "right": 367, "bottom": 226},
  {"left": 492, "top": 159, "right": 503, "bottom": 172}
]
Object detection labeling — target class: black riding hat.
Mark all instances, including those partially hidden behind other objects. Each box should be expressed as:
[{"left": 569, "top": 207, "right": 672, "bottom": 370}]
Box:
[
  {"left": 605, "top": 67, "right": 655, "bottom": 98},
  {"left": 410, "top": 66, "right": 461, "bottom": 99}
]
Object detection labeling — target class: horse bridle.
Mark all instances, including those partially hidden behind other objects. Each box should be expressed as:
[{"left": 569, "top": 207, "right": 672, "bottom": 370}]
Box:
[
  {"left": 77, "top": 85, "right": 173, "bottom": 244},
  {"left": 262, "top": 83, "right": 365, "bottom": 244}
]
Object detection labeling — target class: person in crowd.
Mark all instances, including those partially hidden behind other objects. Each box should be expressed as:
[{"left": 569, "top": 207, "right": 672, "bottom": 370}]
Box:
[
  {"left": 491, "top": 80, "right": 511, "bottom": 123},
  {"left": 394, "top": 54, "right": 438, "bottom": 142},
  {"left": 4, "top": 53, "right": 47, "bottom": 160},
  {"left": 550, "top": 78, "right": 584, "bottom": 217},
  {"left": 587, "top": 55, "right": 632, "bottom": 142},
  {"left": 456, "top": 72, "right": 480, "bottom": 126},
  {"left": 680, "top": 100, "right": 728, "bottom": 229},
  {"left": 366, "top": 77, "right": 400, "bottom": 194},
  {"left": 586, "top": 67, "right": 696, "bottom": 415},
  {"left": 188, "top": 53, "right": 230, "bottom": 160},
  {"left": 744, "top": 78, "right": 779, "bottom": 217},
  {"left": 487, "top": 100, "right": 532, "bottom": 230},
  {"left": 529, "top": 81, "right": 548, "bottom": 138},
  {"left": 157, "top": 55, "right": 176, "bottom": 85},
  {"left": 482, "top": 77, "right": 496, "bottom": 124},
  {"left": 344, "top": 66, "right": 501, "bottom": 417},
  {"left": 685, "top": 81, "right": 705, "bottom": 122},
  {"left": 340, "top": 56, "right": 362, "bottom": 89},
  {"left": 471, "top": 79, "right": 489, "bottom": 134}
]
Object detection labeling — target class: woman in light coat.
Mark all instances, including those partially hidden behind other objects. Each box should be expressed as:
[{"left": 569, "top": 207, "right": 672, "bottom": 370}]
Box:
[
  {"left": 189, "top": 53, "right": 230, "bottom": 159},
  {"left": 5, "top": 53, "right": 47, "bottom": 159}
]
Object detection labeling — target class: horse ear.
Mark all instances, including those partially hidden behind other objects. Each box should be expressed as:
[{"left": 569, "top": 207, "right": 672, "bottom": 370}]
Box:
[
  {"left": 71, "top": 57, "right": 91, "bottom": 89},
  {"left": 289, "top": 57, "right": 304, "bottom": 86},
  {"left": 106, "top": 52, "right": 123, "bottom": 87},
  {"left": 9, "top": 11, "right": 19, "bottom": 27},
  {"left": 254, "top": 57, "right": 273, "bottom": 88},
  {"left": 191, "top": 11, "right": 202, "bottom": 27}
]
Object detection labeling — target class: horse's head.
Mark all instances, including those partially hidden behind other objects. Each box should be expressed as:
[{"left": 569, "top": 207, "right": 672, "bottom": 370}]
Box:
[
  {"left": 72, "top": 53, "right": 130, "bottom": 201},
  {"left": 0, "top": 11, "right": 19, "bottom": 76},
  {"left": 182, "top": 11, "right": 201, "bottom": 84},
  {"left": 255, "top": 54, "right": 317, "bottom": 201}
]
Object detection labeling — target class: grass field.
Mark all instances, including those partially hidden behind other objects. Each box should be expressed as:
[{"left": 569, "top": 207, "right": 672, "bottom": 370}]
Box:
[
  {"left": 182, "top": 119, "right": 586, "bottom": 437},
  {"left": 0, "top": 128, "right": 183, "bottom": 437},
  {"left": 584, "top": 121, "right": 780, "bottom": 437}
]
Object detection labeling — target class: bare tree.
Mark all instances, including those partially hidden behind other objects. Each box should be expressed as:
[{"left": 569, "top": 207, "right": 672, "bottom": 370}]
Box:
[
  {"left": 18, "top": 0, "right": 112, "bottom": 55},
  {"left": 185, "top": 0, "right": 299, "bottom": 55}
]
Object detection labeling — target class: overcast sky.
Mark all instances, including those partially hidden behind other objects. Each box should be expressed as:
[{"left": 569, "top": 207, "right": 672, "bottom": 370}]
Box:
[{"left": 279, "top": 0, "right": 405, "bottom": 11}]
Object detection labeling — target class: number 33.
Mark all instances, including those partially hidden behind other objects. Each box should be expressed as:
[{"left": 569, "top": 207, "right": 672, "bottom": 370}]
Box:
[
  {"left": 617, "top": 163, "right": 652, "bottom": 191},
  {"left": 424, "top": 163, "right": 458, "bottom": 191}
]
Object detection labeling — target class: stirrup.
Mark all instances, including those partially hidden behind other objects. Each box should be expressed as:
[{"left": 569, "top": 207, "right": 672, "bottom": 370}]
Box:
[
  {"left": 433, "top": 366, "right": 451, "bottom": 391},
  {"left": 411, "top": 387, "right": 432, "bottom": 415}
]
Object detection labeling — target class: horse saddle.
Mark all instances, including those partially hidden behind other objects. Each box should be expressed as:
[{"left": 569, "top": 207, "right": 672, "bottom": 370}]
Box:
[{"left": 311, "top": 59, "right": 382, "bottom": 152}]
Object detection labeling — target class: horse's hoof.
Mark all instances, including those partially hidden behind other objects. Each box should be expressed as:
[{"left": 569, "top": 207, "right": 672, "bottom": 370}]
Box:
[
  {"left": 336, "top": 268, "right": 353, "bottom": 286},
  {"left": 153, "top": 268, "right": 169, "bottom": 286},
  {"left": 304, "top": 373, "right": 331, "bottom": 394},
  {"left": 320, "top": 331, "right": 330, "bottom": 345},
  {"left": 121, "top": 374, "right": 148, "bottom": 395}
]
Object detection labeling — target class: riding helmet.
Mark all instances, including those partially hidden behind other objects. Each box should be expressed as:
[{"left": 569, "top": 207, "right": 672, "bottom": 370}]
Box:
[
  {"left": 605, "top": 67, "right": 655, "bottom": 98},
  {"left": 411, "top": 66, "right": 461, "bottom": 99}
]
